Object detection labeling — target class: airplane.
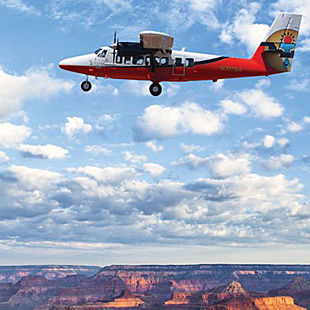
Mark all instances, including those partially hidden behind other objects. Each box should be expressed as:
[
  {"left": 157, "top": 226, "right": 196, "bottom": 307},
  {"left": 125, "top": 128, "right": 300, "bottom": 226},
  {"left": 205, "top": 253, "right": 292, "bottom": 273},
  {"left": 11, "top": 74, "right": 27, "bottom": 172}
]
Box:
[{"left": 59, "top": 13, "right": 302, "bottom": 96}]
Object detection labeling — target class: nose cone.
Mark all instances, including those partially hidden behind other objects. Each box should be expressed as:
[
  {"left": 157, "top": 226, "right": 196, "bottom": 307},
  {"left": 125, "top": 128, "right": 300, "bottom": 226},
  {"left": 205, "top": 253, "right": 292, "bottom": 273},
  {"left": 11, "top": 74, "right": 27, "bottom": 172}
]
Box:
[
  {"left": 59, "top": 54, "right": 94, "bottom": 70},
  {"left": 59, "top": 58, "right": 71, "bottom": 69}
]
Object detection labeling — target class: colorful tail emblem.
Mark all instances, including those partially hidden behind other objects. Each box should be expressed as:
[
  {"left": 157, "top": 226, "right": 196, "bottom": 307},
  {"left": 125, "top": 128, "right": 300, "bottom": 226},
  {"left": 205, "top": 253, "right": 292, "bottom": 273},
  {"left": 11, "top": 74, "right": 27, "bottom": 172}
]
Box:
[{"left": 260, "top": 14, "right": 302, "bottom": 72}]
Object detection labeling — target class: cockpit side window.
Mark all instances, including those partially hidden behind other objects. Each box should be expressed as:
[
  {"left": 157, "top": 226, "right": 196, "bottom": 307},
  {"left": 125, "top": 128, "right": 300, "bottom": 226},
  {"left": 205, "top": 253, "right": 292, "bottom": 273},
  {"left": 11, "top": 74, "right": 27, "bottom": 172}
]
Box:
[
  {"left": 95, "top": 48, "right": 102, "bottom": 55},
  {"left": 100, "top": 50, "right": 107, "bottom": 57}
]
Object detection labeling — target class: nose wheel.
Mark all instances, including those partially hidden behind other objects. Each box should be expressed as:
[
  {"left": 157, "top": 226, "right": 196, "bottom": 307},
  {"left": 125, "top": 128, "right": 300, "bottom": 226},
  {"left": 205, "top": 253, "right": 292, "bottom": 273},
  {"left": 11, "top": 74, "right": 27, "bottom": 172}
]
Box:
[
  {"left": 81, "top": 80, "right": 92, "bottom": 92},
  {"left": 149, "top": 83, "right": 162, "bottom": 96}
]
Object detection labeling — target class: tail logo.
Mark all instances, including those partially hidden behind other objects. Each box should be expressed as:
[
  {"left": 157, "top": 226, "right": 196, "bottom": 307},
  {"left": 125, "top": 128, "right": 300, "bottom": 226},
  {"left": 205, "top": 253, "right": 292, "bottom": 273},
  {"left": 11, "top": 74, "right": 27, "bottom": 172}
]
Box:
[{"left": 279, "top": 33, "right": 296, "bottom": 69}]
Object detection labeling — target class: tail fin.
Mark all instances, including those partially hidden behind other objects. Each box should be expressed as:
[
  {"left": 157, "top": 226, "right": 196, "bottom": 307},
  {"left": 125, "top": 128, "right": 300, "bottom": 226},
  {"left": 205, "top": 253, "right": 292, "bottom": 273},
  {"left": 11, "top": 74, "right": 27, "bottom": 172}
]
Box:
[{"left": 252, "top": 13, "right": 302, "bottom": 73}]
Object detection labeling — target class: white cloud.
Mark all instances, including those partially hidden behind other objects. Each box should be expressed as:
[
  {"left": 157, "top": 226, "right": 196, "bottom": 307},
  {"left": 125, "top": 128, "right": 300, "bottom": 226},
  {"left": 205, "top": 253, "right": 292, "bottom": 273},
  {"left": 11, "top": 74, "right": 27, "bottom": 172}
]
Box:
[
  {"left": 7, "top": 165, "right": 62, "bottom": 190},
  {"left": 0, "top": 0, "right": 40, "bottom": 15},
  {"left": 287, "top": 121, "right": 303, "bottom": 132},
  {"left": 255, "top": 79, "right": 271, "bottom": 89},
  {"left": 0, "top": 65, "right": 74, "bottom": 119},
  {"left": 263, "top": 135, "right": 276, "bottom": 149},
  {"left": 180, "top": 143, "right": 205, "bottom": 154},
  {"left": 219, "top": 2, "right": 269, "bottom": 53},
  {"left": 18, "top": 144, "right": 69, "bottom": 159},
  {"left": 299, "top": 38, "right": 310, "bottom": 52},
  {"left": 303, "top": 116, "right": 310, "bottom": 123},
  {"left": 209, "top": 79, "right": 225, "bottom": 92},
  {"left": 278, "top": 138, "right": 289, "bottom": 148},
  {"left": 0, "top": 123, "right": 31, "bottom": 148},
  {"left": 261, "top": 154, "right": 295, "bottom": 170},
  {"left": 136, "top": 102, "right": 223, "bottom": 140},
  {"left": 84, "top": 145, "right": 112, "bottom": 155},
  {"left": 91, "top": 83, "right": 119, "bottom": 96},
  {"left": 287, "top": 78, "right": 310, "bottom": 91},
  {"left": 143, "top": 163, "right": 166, "bottom": 177},
  {"left": 0, "top": 151, "right": 9, "bottom": 163},
  {"left": 238, "top": 89, "right": 284, "bottom": 119},
  {"left": 62, "top": 117, "right": 92, "bottom": 139},
  {"left": 124, "top": 151, "right": 147, "bottom": 164},
  {"left": 145, "top": 141, "right": 164, "bottom": 153},
  {"left": 180, "top": 153, "right": 252, "bottom": 178},
  {"left": 220, "top": 99, "right": 247, "bottom": 115},
  {"left": 67, "top": 166, "right": 136, "bottom": 184}
]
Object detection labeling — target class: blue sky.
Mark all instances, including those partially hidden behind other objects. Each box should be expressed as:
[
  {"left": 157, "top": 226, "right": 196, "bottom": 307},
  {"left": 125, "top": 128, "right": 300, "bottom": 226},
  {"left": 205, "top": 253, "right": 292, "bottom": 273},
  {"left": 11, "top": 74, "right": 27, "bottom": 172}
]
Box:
[{"left": 0, "top": 0, "right": 310, "bottom": 266}]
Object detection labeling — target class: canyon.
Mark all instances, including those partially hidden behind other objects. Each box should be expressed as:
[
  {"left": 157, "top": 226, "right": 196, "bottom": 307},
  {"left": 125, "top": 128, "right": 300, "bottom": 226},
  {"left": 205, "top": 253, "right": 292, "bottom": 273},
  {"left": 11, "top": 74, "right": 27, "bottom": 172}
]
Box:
[{"left": 0, "top": 265, "right": 309, "bottom": 310}]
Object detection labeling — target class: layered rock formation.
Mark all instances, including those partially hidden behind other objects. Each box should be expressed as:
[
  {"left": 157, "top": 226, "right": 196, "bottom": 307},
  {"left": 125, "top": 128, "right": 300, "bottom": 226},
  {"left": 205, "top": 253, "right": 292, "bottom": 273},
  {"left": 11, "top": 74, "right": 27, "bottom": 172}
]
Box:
[
  {"left": 0, "top": 265, "right": 310, "bottom": 310},
  {"left": 207, "top": 296, "right": 306, "bottom": 310},
  {"left": 0, "top": 266, "right": 100, "bottom": 283},
  {"left": 270, "top": 277, "right": 310, "bottom": 310}
]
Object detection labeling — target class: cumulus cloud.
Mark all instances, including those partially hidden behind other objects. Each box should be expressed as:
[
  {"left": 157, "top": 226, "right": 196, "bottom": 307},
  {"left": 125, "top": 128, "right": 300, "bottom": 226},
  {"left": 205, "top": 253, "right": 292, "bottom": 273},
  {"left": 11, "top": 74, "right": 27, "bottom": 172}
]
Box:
[
  {"left": 123, "top": 151, "right": 147, "bottom": 164},
  {"left": 145, "top": 141, "right": 164, "bottom": 153},
  {"left": 84, "top": 145, "right": 112, "bottom": 155},
  {"left": 287, "top": 121, "right": 303, "bottom": 132},
  {"left": 180, "top": 143, "right": 205, "bottom": 154},
  {"left": 263, "top": 135, "right": 276, "bottom": 149},
  {"left": 179, "top": 153, "right": 251, "bottom": 178},
  {"left": 261, "top": 154, "right": 295, "bottom": 170},
  {"left": 67, "top": 166, "right": 137, "bottom": 184},
  {"left": 220, "top": 99, "right": 247, "bottom": 115},
  {"left": 238, "top": 89, "right": 284, "bottom": 119},
  {"left": 219, "top": 2, "right": 269, "bottom": 53},
  {"left": 0, "top": 162, "right": 307, "bottom": 249},
  {"left": 0, "top": 123, "right": 31, "bottom": 148},
  {"left": 5, "top": 165, "right": 62, "bottom": 190},
  {"left": 18, "top": 144, "right": 69, "bottom": 159},
  {"left": 0, "top": 151, "right": 9, "bottom": 163},
  {"left": 135, "top": 102, "right": 223, "bottom": 141},
  {"left": 0, "top": 65, "right": 74, "bottom": 119},
  {"left": 62, "top": 117, "right": 92, "bottom": 139},
  {"left": 143, "top": 163, "right": 166, "bottom": 177}
]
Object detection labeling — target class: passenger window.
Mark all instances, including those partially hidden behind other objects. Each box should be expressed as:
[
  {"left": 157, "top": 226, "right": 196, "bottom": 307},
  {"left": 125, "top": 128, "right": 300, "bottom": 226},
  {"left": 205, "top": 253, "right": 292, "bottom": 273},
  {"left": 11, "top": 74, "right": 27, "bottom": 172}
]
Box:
[
  {"left": 175, "top": 58, "right": 183, "bottom": 67},
  {"left": 145, "top": 57, "right": 150, "bottom": 66},
  {"left": 133, "top": 56, "right": 144, "bottom": 65},
  {"left": 155, "top": 57, "right": 160, "bottom": 65},
  {"left": 161, "top": 57, "right": 168, "bottom": 66},
  {"left": 116, "top": 55, "right": 123, "bottom": 64},
  {"left": 124, "top": 56, "right": 131, "bottom": 65},
  {"left": 186, "top": 58, "right": 194, "bottom": 67}
]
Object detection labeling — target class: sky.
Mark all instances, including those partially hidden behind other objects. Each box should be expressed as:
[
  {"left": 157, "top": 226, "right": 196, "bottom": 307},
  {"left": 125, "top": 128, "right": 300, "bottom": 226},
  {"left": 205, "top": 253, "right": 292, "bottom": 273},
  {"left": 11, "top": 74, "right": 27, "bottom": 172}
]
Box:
[{"left": 0, "top": 0, "right": 310, "bottom": 266}]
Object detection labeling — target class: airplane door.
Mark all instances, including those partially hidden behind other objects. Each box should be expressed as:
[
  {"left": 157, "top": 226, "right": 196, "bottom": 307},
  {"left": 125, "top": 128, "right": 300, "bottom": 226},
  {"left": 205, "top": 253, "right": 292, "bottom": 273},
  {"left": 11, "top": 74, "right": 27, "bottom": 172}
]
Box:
[
  {"left": 172, "top": 56, "right": 186, "bottom": 76},
  {"left": 95, "top": 50, "right": 107, "bottom": 67}
]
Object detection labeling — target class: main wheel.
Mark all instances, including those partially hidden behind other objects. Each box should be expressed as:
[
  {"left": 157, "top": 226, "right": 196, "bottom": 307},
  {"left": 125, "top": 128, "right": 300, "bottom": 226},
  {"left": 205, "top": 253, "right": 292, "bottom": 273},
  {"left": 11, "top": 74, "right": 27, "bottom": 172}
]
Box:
[
  {"left": 81, "top": 80, "right": 92, "bottom": 92},
  {"left": 149, "top": 83, "right": 162, "bottom": 96}
]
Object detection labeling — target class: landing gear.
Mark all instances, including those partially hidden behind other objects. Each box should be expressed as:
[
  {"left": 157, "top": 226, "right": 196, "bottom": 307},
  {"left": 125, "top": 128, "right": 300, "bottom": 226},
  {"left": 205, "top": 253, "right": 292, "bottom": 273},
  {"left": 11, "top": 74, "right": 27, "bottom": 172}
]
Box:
[
  {"left": 81, "top": 80, "right": 92, "bottom": 92},
  {"left": 149, "top": 83, "right": 162, "bottom": 96}
]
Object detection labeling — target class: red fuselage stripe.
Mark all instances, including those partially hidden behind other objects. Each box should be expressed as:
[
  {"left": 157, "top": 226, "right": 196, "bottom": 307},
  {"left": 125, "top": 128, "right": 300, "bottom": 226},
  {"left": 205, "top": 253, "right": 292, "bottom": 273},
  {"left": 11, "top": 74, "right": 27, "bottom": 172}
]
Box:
[{"left": 59, "top": 57, "right": 279, "bottom": 82}]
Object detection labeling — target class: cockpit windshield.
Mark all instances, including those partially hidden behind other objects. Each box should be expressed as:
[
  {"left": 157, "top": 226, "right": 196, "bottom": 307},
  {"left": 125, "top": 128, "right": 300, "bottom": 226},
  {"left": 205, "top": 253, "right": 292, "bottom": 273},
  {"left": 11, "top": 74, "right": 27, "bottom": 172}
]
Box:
[{"left": 94, "top": 48, "right": 102, "bottom": 55}]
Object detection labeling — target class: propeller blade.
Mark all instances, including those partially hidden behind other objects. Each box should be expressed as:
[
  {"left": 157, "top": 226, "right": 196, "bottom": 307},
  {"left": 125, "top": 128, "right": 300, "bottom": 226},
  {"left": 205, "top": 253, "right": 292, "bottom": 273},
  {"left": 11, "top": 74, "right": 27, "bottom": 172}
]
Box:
[{"left": 114, "top": 31, "right": 117, "bottom": 44}]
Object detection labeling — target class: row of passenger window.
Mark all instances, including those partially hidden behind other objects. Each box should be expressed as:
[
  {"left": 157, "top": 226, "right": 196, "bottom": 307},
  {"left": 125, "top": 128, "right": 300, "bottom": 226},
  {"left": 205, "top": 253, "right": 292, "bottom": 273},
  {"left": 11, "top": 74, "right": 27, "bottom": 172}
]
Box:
[{"left": 115, "top": 55, "right": 195, "bottom": 67}]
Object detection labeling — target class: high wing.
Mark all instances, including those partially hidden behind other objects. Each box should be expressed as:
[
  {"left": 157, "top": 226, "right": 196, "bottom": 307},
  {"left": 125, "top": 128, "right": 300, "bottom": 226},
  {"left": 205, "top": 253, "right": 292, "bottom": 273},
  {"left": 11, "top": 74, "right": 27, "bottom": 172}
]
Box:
[{"left": 112, "top": 31, "right": 174, "bottom": 57}]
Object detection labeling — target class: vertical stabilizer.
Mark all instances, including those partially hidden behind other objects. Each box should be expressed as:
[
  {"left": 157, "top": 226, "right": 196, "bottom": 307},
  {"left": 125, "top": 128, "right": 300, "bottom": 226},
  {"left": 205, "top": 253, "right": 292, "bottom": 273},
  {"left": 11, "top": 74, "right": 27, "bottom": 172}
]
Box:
[{"left": 252, "top": 13, "right": 302, "bottom": 73}]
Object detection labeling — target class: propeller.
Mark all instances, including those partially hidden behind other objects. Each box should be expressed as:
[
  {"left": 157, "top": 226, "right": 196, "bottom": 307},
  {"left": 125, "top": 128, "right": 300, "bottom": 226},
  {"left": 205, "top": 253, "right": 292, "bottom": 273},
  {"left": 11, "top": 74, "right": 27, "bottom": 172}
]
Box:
[{"left": 113, "top": 31, "right": 117, "bottom": 64}]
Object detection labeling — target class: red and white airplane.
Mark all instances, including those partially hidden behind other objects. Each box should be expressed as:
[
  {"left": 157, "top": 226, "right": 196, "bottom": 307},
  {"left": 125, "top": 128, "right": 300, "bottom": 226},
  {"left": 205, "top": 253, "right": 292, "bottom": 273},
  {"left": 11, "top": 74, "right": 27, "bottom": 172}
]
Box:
[{"left": 59, "top": 13, "right": 302, "bottom": 96}]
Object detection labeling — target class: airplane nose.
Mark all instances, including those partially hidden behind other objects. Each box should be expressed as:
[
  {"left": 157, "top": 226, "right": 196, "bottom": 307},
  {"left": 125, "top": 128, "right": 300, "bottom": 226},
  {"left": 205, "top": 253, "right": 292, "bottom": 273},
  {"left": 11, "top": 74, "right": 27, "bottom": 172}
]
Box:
[{"left": 59, "top": 58, "right": 72, "bottom": 69}]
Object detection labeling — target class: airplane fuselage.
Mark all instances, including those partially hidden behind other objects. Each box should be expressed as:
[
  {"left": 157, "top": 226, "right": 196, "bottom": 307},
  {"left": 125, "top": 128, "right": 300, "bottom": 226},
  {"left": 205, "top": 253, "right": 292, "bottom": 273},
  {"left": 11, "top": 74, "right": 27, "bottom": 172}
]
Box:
[{"left": 59, "top": 46, "right": 277, "bottom": 84}]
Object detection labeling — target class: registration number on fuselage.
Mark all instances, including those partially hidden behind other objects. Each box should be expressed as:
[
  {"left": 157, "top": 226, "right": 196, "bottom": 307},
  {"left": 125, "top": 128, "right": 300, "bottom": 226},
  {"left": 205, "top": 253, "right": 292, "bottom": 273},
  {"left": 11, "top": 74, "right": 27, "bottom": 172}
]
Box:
[{"left": 221, "top": 66, "right": 242, "bottom": 72}]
